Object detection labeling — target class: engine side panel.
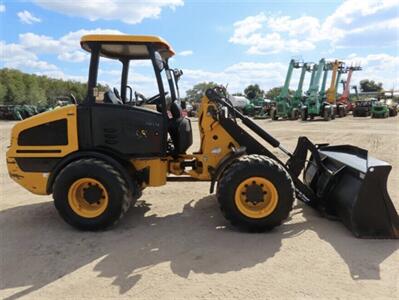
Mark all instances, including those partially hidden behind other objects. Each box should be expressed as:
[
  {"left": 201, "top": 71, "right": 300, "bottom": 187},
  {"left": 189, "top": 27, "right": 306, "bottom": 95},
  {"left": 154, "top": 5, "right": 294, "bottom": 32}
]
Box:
[
  {"left": 6, "top": 105, "right": 78, "bottom": 195},
  {"left": 88, "top": 104, "right": 165, "bottom": 156}
]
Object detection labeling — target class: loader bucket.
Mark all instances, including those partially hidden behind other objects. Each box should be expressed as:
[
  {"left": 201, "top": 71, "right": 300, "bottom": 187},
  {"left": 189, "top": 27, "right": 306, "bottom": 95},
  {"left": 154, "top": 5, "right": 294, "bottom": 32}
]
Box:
[{"left": 303, "top": 144, "right": 399, "bottom": 238}]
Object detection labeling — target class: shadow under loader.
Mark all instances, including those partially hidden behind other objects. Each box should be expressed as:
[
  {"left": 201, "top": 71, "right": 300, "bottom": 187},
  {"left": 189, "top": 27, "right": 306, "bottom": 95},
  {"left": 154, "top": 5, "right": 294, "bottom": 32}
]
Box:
[{"left": 1, "top": 196, "right": 397, "bottom": 299}]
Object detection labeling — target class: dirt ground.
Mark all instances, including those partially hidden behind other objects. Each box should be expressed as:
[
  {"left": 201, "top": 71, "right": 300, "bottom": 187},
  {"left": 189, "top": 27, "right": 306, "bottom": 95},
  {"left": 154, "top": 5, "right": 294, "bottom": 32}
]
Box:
[{"left": 1, "top": 116, "right": 398, "bottom": 300}]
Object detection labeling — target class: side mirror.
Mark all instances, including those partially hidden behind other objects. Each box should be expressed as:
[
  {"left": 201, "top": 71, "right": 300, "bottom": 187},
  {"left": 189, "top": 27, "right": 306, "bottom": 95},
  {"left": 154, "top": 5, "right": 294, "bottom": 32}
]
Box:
[
  {"left": 154, "top": 51, "right": 165, "bottom": 71},
  {"left": 173, "top": 69, "right": 183, "bottom": 82}
]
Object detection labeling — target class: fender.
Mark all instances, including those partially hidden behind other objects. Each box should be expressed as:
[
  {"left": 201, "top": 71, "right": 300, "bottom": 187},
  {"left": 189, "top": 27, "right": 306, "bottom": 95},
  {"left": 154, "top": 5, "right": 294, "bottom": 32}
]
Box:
[
  {"left": 209, "top": 146, "right": 246, "bottom": 193},
  {"left": 46, "top": 149, "right": 136, "bottom": 195}
]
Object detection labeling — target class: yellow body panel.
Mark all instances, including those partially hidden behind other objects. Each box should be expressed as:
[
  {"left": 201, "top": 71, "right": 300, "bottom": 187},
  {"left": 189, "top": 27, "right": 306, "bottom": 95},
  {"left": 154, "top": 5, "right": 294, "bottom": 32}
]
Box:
[
  {"left": 7, "top": 157, "right": 49, "bottom": 195},
  {"left": 7, "top": 105, "right": 78, "bottom": 158},
  {"left": 170, "top": 96, "right": 239, "bottom": 180},
  {"left": 131, "top": 159, "right": 168, "bottom": 187},
  {"left": 6, "top": 105, "right": 79, "bottom": 195}
]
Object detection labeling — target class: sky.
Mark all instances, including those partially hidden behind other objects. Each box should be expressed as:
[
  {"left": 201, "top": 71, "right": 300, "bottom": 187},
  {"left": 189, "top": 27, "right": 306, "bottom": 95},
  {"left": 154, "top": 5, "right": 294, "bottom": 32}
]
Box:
[{"left": 0, "top": 0, "right": 398, "bottom": 96}]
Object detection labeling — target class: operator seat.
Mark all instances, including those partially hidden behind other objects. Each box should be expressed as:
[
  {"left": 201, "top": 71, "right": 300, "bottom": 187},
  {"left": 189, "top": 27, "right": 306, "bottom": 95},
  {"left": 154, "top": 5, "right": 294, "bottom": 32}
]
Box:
[
  {"left": 104, "top": 90, "right": 123, "bottom": 105},
  {"left": 168, "top": 102, "right": 193, "bottom": 155}
]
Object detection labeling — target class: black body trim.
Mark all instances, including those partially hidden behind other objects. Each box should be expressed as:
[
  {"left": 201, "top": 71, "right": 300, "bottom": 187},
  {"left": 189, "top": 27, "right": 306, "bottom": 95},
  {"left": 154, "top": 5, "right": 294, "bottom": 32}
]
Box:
[
  {"left": 18, "top": 119, "right": 68, "bottom": 146},
  {"left": 16, "top": 150, "right": 62, "bottom": 154},
  {"left": 15, "top": 157, "right": 61, "bottom": 172}
]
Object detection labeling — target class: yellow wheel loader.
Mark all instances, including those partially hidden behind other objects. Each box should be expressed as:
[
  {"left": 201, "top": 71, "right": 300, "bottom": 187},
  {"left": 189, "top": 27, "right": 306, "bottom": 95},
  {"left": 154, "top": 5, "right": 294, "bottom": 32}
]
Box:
[{"left": 6, "top": 35, "right": 399, "bottom": 238}]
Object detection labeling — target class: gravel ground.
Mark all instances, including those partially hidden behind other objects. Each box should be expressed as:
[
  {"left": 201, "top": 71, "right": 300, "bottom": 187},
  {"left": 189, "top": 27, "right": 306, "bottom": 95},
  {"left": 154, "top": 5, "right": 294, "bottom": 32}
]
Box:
[{"left": 1, "top": 115, "right": 398, "bottom": 300}]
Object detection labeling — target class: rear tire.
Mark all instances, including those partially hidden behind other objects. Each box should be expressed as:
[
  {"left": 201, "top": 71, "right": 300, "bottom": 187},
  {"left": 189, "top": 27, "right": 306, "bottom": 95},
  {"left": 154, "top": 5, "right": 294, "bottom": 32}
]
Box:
[
  {"left": 331, "top": 109, "right": 336, "bottom": 120},
  {"left": 217, "top": 155, "right": 294, "bottom": 231},
  {"left": 338, "top": 107, "right": 345, "bottom": 118},
  {"left": 53, "top": 158, "right": 133, "bottom": 230},
  {"left": 323, "top": 108, "right": 331, "bottom": 121},
  {"left": 301, "top": 109, "right": 308, "bottom": 121},
  {"left": 271, "top": 108, "right": 278, "bottom": 120},
  {"left": 290, "top": 109, "right": 299, "bottom": 120}
]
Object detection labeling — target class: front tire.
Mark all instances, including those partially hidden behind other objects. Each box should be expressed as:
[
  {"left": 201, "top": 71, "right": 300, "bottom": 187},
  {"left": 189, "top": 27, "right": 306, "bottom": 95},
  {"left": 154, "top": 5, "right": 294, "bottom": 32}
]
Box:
[
  {"left": 271, "top": 108, "right": 278, "bottom": 120},
  {"left": 217, "top": 155, "right": 295, "bottom": 231},
  {"left": 323, "top": 108, "right": 331, "bottom": 121},
  {"left": 53, "top": 158, "right": 133, "bottom": 230},
  {"left": 338, "top": 106, "right": 345, "bottom": 118},
  {"left": 301, "top": 109, "right": 308, "bottom": 121},
  {"left": 290, "top": 109, "right": 299, "bottom": 120}
]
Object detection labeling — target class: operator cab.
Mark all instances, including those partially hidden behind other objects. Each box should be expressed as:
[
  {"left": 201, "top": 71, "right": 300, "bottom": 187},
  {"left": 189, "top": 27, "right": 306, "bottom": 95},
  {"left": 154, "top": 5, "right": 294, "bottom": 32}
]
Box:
[{"left": 79, "top": 34, "right": 192, "bottom": 157}]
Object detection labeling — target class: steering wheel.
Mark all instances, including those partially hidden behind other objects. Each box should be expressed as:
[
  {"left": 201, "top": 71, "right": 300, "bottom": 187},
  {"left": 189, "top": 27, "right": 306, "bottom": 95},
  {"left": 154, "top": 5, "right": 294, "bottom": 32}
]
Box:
[
  {"left": 134, "top": 91, "right": 147, "bottom": 106},
  {"left": 146, "top": 92, "right": 169, "bottom": 105},
  {"left": 70, "top": 93, "right": 77, "bottom": 104},
  {"left": 134, "top": 91, "right": 168, "bottom": 106}
]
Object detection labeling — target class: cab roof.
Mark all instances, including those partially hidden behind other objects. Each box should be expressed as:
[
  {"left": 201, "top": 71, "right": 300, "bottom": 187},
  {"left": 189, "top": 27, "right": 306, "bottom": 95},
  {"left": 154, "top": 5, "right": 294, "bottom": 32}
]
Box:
[{"left": 80, "top": 34, "right": 175, "bottom": 60}]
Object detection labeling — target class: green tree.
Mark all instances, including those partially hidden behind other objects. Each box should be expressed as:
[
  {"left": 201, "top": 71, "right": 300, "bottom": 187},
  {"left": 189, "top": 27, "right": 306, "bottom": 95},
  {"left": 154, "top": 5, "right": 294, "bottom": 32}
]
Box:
[
  {"left": 185, "top": 82, "right": 218, "bottom": 102},
  {"left": 265, "top": 86, "right": 295, "bottom": 100},
  {"left": 0, "top": 68, "right": 94, "bottom": 105},
  {"left": 265, "top": 87, "right": 283, "bottom": 99},
  {"left": 0, "top": 82, "right": 7, "bottom": 104},
  {"left": 244, "top": 84, "right": 264, "bottom": 100},
  {"left": 359, "top": 79, "right": 383, "bottom": 92}
]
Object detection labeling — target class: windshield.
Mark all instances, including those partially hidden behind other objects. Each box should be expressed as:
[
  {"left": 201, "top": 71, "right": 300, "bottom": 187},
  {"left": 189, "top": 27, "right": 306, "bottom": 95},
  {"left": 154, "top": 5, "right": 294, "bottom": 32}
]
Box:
[{"left": 86, "top": 48, "right": 181, "bottom": 112}]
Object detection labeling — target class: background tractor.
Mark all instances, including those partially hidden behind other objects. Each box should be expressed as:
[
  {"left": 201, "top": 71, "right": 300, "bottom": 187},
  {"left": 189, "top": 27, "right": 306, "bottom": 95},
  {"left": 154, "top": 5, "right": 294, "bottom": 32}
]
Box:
[
  {"left": 301, "top": 59, "right": 334, "bottom": 121},
  {"left": 6, "top": 34, "right": 398, "bottom": 238},
  {"left": 337, "top": 65, "right": 362, "bottom": 114},
  {"left": 371, "top": 100, "right": 389, "bottom": 118},
  {"left": 271, "top": 59, "right": 304, "bottom": 120},
  {"left": 326, "top": 60, "right": 346, "bottom": 117},
  {"left": 353, "top": 99, "right": 375, "bottom": 117}
]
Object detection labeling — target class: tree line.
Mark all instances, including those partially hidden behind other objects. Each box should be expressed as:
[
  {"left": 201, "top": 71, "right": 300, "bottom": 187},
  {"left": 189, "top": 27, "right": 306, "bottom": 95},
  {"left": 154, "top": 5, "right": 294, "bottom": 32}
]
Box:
[
  {"left": 0, "top": 68, "right": 89, "bottom": 105},
  {"left": 0, "top": 68, "right": 385, "bottom": 105}
]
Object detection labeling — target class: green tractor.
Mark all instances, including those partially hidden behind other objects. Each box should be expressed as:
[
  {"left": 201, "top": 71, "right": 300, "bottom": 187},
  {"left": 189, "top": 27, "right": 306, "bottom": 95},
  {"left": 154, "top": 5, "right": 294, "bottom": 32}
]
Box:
[
  {"left": 243, "top": 97, "right": 267, "bottom": 117},
  {"left": 371, "top": 100, "right": 389, "bottom": 118},
  {"left": 301, "top": 59, "right": 334, "bottom": 121},
  {"left": 271, "top": 59, "right": 306, "bottom": 120}
]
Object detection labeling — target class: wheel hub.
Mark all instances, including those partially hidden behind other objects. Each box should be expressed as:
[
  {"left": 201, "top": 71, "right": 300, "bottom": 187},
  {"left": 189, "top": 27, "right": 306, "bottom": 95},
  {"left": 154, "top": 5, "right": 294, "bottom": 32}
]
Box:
[
  {"left": 244, "top": 182, "right": 266, "bottom": 205},
  {"left": 83, "top": 185, "right": 103, "bottom": 204},
  {"left": 234, "top": 177, "right": 279, "bottom": 219},
  {"left": 68, "top": 178, "right": 109, "bottom": 218}
]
